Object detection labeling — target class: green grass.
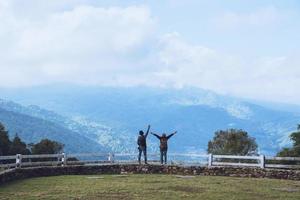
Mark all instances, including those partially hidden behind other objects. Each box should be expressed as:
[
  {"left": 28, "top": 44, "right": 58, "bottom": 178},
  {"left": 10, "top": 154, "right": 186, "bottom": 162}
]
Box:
[{"left": 1, "top": 175, "right": 300, "bottom": 200}]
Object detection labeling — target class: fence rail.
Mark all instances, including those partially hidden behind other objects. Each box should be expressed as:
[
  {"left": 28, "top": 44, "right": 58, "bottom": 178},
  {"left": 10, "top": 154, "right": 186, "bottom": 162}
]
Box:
[
  {"left": 212, "top": 162, "right": 260, "bottom": 167},
  {"left": 0, "top": 155, "right": 17, "bottom": 160},
  {"left": 265, "top": 156, "right": 300, "bottom": 169},
  {"left": 1, "top": 153, "right": 300, "bottom": 170},
  {"left": 21, "top": 154, "right": 63, "bottom": 159},
  {"left": 212, "top": 155, "right": 261, "bottom": 160},
  {"left": 266, "top": 156, "right": 300, "bottom": 161}
]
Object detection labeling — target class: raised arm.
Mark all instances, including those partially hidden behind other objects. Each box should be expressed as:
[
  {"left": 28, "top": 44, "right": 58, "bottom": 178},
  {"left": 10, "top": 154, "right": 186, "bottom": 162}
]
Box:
[
  {"left": 167, "top": 131, "right": 177, "bottom": 139},
  {"left": 145, "top": 125, "right": 151, "bottom": 138},
  {"left": 151, "top": 132, "right": 161, "bottom": 139}
]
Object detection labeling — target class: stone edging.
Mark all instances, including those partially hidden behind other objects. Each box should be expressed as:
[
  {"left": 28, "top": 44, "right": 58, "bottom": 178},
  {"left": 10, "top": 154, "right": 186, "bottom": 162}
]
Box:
[{"left": 1, "top": 164, "right": 300, "bottom": 185}]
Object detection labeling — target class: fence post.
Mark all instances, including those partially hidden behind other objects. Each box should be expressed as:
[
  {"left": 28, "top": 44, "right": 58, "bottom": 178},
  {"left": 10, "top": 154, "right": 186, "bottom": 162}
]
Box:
[
  {"left": 259, "top": 154, "right": 265, "bottom": 169},
  {"left": 16, "top": 154, "right": 22, "bottom": 168},
  {"left": 111, "top": 153, "right": 115, "bottom": 163},
  {"left": 62, "top": 153, "right": 67, "bottom": 166},
  {"left": 108, "top": 153, "right": 114, "bottom": 163},
  {"left": 208, "top": 154, "right": 213, "bottom": 167},
  {"left": 108, "top": 153, "right": 111, "bottom": 163}
]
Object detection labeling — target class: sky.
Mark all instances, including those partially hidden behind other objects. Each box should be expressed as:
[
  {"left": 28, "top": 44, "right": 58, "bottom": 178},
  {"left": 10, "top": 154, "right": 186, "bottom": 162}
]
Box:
[{"left": 0, "top": 0, "right": 300, "bottom": 104}]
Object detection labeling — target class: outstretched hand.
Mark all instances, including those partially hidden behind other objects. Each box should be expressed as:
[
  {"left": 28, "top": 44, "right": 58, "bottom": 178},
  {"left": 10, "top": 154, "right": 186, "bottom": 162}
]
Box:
[{"left": 174, "top": 131, "right": 177, "bottom": 135}]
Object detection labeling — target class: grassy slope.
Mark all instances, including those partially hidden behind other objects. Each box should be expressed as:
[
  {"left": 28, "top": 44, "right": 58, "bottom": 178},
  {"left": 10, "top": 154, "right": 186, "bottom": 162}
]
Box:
[{"left": 0, "top": 175, "right": 300, "bottom": 200}]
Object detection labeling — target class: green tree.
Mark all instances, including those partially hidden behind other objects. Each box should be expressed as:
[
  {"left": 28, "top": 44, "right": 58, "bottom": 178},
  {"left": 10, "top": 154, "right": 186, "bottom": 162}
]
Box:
[
  {"left": 9, "top": 134, "right": 31, "bottom": 155},
  {"left": 0, "top": 122, "right": 11, "bottom": 156},
  {"left": 208, "top": 129, "right": 258, "bottom": 155},
  {"left": 277, "top": 125, "right": 300, "bottom": 157},
  {"left": 276, "top": 147, "right": 297, "bottom": 157},
  {"left": 31, "top": 139, "right": 64, "bottom": 154}
]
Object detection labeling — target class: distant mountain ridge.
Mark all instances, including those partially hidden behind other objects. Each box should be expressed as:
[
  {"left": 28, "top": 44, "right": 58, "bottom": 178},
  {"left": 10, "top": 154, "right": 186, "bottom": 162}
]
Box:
[
  {"left": 0, "top": 99, "right": 108, "bottom": 153},
  {"left": 1, "top": 85, "right": 299, "bottom": 155}
]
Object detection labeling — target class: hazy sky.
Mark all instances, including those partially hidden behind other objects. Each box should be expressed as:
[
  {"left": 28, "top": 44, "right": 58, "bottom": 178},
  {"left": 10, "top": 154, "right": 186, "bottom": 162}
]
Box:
[{"left": 0, "top": 0, "right": 300, "bottom": 104}]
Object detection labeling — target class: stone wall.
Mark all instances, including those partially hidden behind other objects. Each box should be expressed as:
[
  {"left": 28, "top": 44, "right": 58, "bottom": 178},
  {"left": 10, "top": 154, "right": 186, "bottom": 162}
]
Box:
[{"left": 1, "top": 164, "right": 300, "bottom": 185}]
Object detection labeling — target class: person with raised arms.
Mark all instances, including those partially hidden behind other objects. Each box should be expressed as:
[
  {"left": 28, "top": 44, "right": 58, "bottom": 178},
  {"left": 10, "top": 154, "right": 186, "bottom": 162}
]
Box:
[
  {"left": 137, "top": 125, "right": 151, "bottom": 164},
  {"left": 151, "top": 131, "right": 177, "bottom": 164}
]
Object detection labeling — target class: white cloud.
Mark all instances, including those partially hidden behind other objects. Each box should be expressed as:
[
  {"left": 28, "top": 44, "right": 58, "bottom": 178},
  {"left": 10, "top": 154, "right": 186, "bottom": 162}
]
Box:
[
  {"left": 154, "top": 33, "right": 300, "bottom": 104},
  {"left": 236, "top": 56, "right": 300, "bottom": 102},
  {"left": 0, "top": 2, "right": 155, "bottom": 87},
  {"left": 215, "top": 6, "right": 282, "bottom": 29},
  {"left": 0, "top": 1, "right": 300, "bottom": 105},
  {"left": 154, "top": 32, "right": 244, "bottom": 90}
]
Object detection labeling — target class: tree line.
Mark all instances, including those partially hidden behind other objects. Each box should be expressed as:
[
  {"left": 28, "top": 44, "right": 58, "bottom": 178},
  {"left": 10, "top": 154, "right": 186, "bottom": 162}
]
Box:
[{"left": 0, "top": 122, "right": 64, "bottom": 156}]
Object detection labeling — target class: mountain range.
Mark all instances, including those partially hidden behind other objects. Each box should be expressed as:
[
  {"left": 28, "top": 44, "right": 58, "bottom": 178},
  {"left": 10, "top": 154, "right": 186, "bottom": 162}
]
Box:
[
  {"left": 0, "top": 85, "right": 299, "bottom": 155},
  {"left": 0, "top": 99, "right": 107, "bottom": 153}
]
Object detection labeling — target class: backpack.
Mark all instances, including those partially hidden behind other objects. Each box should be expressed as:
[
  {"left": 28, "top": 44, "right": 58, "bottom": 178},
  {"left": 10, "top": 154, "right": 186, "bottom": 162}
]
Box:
[
  {"left": 160, "top": 137, "right": 168, "bottom": 150},
  {"left": 137, "top": 135, "right": 146, "bottom": 147}
]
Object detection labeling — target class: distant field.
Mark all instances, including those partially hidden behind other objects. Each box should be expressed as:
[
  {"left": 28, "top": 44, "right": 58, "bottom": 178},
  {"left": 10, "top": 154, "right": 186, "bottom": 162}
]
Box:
[{"left": 0, "top": 175, "right": 300, "bottom": 200}]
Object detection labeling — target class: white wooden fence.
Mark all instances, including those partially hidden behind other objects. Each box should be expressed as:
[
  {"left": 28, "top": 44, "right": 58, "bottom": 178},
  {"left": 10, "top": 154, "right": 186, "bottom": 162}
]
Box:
[{"left": 1, "top": 153, "right": 300, "bottom": 170}]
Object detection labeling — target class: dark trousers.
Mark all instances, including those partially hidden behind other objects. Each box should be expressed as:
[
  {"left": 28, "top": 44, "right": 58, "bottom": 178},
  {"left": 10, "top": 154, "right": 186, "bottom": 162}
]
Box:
[
  {"left": 160, "top": 149, "right": 167, "bottom": 164},
  {"left": 138, "top": 146, "right": 147, "bottom": 164}
]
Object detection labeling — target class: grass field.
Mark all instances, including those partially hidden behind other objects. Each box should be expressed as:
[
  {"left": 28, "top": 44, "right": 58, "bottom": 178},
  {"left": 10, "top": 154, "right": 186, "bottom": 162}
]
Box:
[{"left": 1, "top": 175, "right": 300, "bottom": 200}]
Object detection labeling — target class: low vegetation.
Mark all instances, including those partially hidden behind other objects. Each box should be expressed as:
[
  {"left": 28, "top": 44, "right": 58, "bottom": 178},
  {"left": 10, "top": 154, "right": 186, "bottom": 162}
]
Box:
[{"left": 1, "top": 175, "right": 300, "bottom": 200}]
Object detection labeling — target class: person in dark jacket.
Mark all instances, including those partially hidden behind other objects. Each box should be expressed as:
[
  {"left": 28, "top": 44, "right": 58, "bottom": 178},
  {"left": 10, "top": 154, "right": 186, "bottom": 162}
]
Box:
[
  {"left": 151, "top": 131, "right": 177, "bottom": 164},
  {"left": 137, "top": 125, "right": 151, "bottom": 164}
]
